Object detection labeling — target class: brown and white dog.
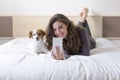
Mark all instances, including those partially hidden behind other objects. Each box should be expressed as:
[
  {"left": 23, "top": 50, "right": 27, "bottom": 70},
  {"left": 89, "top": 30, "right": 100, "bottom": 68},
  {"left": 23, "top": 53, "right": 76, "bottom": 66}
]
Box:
[{"left": 29, "top": 29, "right": 48, "bottom": 54}]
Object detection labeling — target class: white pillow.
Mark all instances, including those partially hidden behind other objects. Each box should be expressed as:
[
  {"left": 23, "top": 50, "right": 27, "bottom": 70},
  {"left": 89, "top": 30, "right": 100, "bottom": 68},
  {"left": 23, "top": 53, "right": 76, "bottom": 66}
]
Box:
[{"left": 95, "top": 38, "right": 116, "bottom": 48}]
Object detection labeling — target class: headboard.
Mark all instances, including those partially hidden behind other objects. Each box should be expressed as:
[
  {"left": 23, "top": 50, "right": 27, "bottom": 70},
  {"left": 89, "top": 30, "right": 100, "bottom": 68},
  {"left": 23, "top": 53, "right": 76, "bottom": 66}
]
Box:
[
  {"left": 12, "top": 16, "right": 102, "bottom": 38},
  {"left": 0, "top": 17, "right": 12, "bottom": 37},
  {"left": 103, "top": 16, "right": 120, "bottom": 38},
  {"left": 1, "top": 16, "right": 120, "bottom": 38}
]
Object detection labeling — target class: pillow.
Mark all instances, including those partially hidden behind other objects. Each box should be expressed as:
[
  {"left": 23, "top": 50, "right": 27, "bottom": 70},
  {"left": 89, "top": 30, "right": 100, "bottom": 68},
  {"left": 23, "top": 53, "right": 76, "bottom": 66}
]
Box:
[{"left": 95, "top": 38, "right": 116, "bottom": 48}]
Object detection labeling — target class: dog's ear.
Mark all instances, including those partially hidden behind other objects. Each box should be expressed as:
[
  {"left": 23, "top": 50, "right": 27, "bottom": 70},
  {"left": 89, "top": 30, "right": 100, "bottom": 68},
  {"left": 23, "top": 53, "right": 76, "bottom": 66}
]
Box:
[
  {"left": 39, "top": 29, "right": 46, "bottom": 36},
  {"left": 29, "top": 31, "right": 33, "bottom": 38}
]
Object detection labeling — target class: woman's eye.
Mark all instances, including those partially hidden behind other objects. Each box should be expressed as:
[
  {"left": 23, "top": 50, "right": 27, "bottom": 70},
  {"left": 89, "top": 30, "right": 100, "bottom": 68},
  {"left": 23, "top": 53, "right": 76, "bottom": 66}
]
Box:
[{"left": 59, "top": 26, "right": 63, "bottom": 29}]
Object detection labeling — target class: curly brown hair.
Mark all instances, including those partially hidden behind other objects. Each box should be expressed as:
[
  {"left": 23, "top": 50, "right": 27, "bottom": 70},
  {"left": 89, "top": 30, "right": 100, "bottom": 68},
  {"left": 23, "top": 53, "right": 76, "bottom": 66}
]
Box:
[{"left": 45, "top": 14, "right": 81, "bottom": 55}]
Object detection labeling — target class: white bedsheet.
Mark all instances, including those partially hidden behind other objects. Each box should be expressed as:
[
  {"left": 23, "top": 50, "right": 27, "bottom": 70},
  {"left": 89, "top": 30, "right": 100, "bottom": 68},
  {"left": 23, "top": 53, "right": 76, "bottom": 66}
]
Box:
[{"left": 0, "top": 37, "right": 120, "bottom": 80}]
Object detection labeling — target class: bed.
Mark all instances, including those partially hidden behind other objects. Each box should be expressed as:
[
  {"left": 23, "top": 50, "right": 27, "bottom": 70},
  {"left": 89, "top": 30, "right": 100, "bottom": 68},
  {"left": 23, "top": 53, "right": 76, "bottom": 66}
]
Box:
[
  {"left": 0, "top": 16, "right": 120, "bottom": 80},
  {"left": 0, "top": 37, "right": 120, "bottom": 80}
]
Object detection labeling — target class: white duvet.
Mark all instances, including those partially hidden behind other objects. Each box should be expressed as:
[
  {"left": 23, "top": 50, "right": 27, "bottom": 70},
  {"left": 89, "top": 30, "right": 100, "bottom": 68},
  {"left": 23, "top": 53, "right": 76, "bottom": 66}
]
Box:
[{"left": 0, "top": 37, "right": 120, "bottom": 80}]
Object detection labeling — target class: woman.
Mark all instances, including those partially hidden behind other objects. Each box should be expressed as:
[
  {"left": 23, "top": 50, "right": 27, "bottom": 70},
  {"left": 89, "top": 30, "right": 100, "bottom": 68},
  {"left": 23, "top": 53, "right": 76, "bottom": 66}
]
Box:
[{"left": 45, "top": 8, "right": 96, "bottom": 60}]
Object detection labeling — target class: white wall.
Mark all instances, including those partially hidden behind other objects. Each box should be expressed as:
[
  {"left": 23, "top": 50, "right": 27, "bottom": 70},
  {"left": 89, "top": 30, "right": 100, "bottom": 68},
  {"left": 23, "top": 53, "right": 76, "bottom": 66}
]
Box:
[{"left": 0, "top": 0, "right": 120, "bottom": 16}]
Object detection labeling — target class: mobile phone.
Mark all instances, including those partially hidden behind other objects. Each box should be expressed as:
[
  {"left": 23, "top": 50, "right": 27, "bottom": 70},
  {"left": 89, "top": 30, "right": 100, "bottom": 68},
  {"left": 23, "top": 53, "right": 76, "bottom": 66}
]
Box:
[{"left": 52, "top": 37, "right": 63, "bottom": 53}]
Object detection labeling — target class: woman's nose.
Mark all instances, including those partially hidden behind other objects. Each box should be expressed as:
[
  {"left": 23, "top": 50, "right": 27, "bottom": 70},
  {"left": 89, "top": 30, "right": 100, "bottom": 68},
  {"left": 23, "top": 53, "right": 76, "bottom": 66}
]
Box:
[{"left": 56, "top": 29, "right": 60, "bottom": 34}]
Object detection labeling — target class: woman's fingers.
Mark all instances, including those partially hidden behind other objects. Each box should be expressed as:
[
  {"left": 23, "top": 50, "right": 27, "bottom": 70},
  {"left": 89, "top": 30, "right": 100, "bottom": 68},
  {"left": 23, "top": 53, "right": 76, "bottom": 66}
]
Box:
[
  {"left": 51, "top": 47, "right": 65, "bottom": 60},
  {"left": 56, "top": 46, "right": 65, "bottom": 59},
  {"left": 51, "top": 50, "right": 57, "bottom": 59}
]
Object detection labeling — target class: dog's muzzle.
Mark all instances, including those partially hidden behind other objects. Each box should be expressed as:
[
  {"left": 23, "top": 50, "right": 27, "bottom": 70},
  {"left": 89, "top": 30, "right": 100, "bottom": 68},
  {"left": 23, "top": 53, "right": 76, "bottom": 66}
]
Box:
[{"left": 36, "top": 37, "right": 39, "bottom": 41}]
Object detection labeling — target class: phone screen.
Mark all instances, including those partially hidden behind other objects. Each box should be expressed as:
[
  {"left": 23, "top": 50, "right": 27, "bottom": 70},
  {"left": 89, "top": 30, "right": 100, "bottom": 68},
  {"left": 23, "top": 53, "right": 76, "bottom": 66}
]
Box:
[{"left": 52, "top": 37, "right": 63, "bottom": 53}]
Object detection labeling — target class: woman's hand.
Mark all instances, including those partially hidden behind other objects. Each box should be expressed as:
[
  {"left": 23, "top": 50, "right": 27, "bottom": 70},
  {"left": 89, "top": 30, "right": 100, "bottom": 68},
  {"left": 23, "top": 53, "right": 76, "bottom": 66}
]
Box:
[{"left": 51, "top": 46, "right": 65, "bottom": 60}]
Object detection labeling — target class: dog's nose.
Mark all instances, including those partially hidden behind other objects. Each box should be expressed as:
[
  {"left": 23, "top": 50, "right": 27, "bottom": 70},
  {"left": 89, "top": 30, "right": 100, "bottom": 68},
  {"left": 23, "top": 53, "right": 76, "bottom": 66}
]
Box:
[{"left": 36, "top": 37, "right": 39, "bottom": 41}]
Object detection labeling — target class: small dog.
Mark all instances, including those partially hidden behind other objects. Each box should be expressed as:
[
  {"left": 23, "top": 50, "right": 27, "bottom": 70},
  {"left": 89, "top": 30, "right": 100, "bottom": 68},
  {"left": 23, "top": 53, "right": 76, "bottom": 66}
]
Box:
[{"left": 29, "top": 29, "right": 48, "bottom": 54}]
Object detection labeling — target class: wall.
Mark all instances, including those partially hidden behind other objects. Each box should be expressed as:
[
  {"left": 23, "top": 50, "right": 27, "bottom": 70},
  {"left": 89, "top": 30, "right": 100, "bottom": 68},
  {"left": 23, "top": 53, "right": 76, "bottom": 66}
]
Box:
[
  {"left": 0, "top": 0, "right": 120, "bottom": 37},
  {"left": 0, "top": 0, "right": 120, "bottom": 16}
]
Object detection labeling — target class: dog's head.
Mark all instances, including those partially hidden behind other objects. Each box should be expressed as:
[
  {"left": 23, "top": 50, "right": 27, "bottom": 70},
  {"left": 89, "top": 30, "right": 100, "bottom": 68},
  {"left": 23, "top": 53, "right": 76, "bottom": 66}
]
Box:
[{"left": 29, "top": 29, "right": 46, "bottom": 41}]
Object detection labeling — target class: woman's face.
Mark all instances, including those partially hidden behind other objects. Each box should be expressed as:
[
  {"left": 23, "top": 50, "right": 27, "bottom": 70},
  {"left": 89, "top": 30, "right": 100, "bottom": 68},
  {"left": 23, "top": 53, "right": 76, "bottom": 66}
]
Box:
[{"left": 53, "top": 21, "right": 68, "bottom": 39}]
